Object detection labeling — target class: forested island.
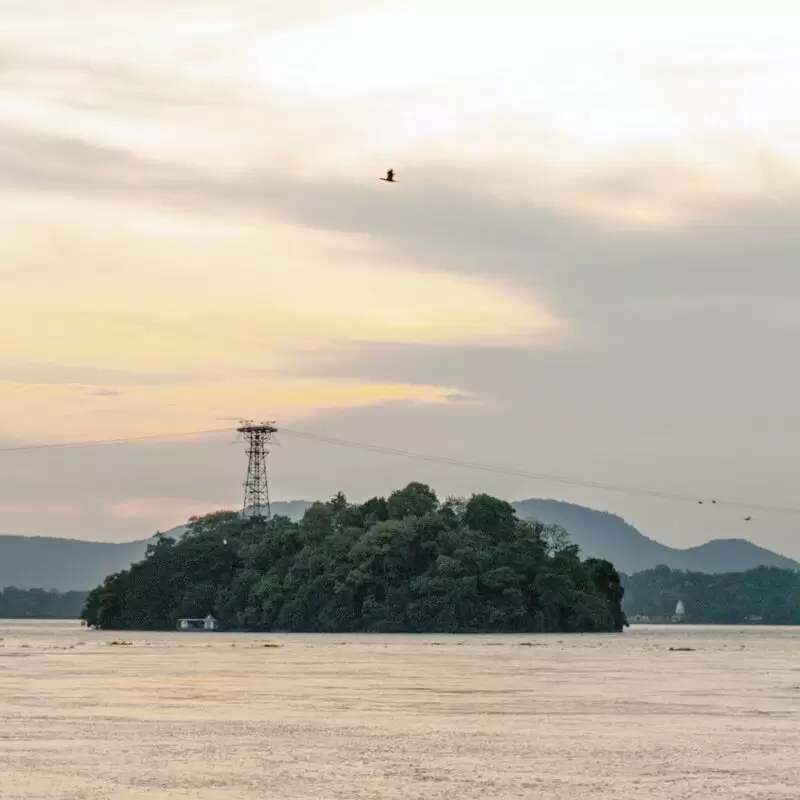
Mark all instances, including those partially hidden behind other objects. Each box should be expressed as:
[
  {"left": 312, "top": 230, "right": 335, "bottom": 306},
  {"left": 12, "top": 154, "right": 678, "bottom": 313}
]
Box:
[
  {"left": 81, "top": 483, "right": 627, "bottom": 633},
  {"left": 622, "top": 565, "right": 800, "bottom": 624},
  {"left": 0, "top": 587, "right": 88, "bottom": 619}
]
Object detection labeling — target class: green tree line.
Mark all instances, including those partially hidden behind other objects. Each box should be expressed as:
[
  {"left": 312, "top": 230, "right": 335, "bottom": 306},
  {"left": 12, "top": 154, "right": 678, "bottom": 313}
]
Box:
[
  {"left": 82, "top": 483, "right": 627, "bottom": 633},
  {"left": 0, "top": 587, "right": 88, "bottom": 619},
  {"left": 622, "top": 565, "right": 800, "bottom": 623}
]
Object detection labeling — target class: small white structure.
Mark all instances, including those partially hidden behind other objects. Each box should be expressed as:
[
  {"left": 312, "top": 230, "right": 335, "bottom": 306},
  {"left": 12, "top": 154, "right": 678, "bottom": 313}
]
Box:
[
  {"left": 671, "top": 600, "right": 686, "bottom": 623},
  {"left": 177, "top": 614, "right": 219, "bottom": 631}
]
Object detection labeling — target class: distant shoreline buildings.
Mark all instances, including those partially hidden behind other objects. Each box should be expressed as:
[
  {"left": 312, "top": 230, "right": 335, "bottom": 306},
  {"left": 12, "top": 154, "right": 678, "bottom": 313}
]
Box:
[{"left": 628, "top": 599, "right": 686, "bottom": 625}]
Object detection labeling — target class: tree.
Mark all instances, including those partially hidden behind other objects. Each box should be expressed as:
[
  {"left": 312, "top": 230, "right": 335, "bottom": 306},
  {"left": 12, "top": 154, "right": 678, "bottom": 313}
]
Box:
[
  {"left": 387, "top": 482, "right": 438, "bottom": 520},
  {"left": 463, "top": 494, "right": 516, "bottom": 541}
]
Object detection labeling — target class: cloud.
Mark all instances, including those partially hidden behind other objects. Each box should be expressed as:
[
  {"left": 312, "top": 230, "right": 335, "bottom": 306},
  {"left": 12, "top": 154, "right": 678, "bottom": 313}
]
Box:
[
  {"left": 2, "top": 0, "right": 800, "bottom": 560},
  {"left": 0, "top": 375, "right": 470, "bottom": 443},
  {"left": 2, "top": 121, "right": 799, "bottom": 460},
  {"left": 0, "top": 359, "right": 217, "bottom": 387},
  {"left": 4, "top": 124, "right": 797, "bottom": 370}
]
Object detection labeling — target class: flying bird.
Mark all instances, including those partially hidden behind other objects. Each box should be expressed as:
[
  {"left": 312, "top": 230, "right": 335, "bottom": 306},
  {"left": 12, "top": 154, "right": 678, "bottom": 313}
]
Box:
[
  {"left": 744, "top": 516, "right": 752, "bottom": 522},
  {"left": 380, "top": 168, "right": 395, "bottom": 183}
]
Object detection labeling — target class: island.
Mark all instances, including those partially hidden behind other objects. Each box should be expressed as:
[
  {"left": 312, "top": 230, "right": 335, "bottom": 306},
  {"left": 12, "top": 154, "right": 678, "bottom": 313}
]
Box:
[{"left": 81, "top": 482, "right": 627, "bottom": 633}]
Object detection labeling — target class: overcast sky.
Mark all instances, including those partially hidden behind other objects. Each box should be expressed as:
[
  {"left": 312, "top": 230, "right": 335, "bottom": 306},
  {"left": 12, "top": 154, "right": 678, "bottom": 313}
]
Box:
[{"left": 1, "top": 0, "right": 799, "bottom": 555}]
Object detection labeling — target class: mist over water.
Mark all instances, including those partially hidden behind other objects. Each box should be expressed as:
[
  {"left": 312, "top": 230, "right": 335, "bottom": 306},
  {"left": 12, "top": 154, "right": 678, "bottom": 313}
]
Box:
[{"left": 1, "top": 621, "right": 798, "bottom": 798}]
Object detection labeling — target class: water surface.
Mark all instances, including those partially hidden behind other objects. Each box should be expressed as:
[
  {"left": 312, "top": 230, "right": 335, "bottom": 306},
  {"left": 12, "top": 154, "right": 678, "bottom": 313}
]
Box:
[{"left": 1, "top": 621, "right": 798, "bottom": 798}]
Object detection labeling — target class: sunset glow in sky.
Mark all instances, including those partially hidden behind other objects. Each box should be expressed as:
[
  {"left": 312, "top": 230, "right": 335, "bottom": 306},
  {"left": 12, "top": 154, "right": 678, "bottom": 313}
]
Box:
[{"left": 2, "top": 0, "right": 799, "bottom": 552}]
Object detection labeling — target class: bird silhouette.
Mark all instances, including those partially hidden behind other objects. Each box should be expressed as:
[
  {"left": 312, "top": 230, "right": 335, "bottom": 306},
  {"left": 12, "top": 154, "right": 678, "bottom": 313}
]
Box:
[
  {"left": 744, "top": 516, "right": 752, "bottom": 522},
  {"left": 380, "top": 168, "right": 395, "bottom": 183}
]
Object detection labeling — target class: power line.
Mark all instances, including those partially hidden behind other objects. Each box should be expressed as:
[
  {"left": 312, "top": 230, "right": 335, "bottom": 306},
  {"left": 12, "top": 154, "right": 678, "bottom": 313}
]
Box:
[
  {"left": 0, "top": 427, "right": 232, "bottom": 454},
  {"left": 1, "top": 422, "right": 798, "bottom": 517},
  {"left": 278, "top": 427, "right": 800, "bottom": 517}
]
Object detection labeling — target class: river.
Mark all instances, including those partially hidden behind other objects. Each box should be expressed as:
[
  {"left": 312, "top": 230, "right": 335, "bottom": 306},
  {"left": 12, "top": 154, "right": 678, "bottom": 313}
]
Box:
[{"left": 1, "top": 620, "right": 798, "bottom": 798}]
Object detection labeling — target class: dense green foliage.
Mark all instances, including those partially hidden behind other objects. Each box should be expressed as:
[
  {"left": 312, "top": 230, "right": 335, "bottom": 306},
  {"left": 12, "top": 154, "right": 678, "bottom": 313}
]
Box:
[
  {"left": 82, "top": 483, "right": 626, "bottom": 633},
  {"left": 0, "top": 587, "right": 88, "bottom": 619},
  {"left": 622, "top": 565, "right": 800, "bottom": 623}
]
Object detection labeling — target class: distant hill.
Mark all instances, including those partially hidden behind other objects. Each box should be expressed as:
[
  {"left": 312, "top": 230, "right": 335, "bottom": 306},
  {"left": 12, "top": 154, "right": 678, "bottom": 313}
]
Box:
[
  {"left": 513, "top": 499, "right": 800, "bottom": 574},
  {"left": 0, "top": 535, "right": 150, "bottom": 592},
  {"left": 0, "top": 501, "right": 312, "bottom": 591},
  {"left": 2, "top": 498, "right": 796, "bottom": 592}
]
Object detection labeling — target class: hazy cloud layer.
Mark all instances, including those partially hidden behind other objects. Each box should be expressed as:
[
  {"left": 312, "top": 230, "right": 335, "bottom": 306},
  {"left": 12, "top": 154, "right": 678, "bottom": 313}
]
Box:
[{"left": 1, "top": 0, "right": 799, "bottom": 555}]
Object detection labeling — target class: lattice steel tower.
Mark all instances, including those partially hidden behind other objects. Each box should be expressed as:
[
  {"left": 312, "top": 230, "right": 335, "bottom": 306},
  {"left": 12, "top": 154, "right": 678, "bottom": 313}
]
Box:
[{"left": 237, "top": 420, "right": 277, "bottom": 520}]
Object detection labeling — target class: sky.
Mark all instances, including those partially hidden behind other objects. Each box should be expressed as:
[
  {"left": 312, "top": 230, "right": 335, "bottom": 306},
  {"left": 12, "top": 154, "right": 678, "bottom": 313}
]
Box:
[{"left": 1, "top": 0, "right": 799, "bottom": 555}]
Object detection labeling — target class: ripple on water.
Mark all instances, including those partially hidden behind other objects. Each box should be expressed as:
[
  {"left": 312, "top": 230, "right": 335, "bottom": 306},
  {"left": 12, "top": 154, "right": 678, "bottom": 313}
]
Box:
[{"left": 0, "top": 621, "right": 799, "bottom": 799}]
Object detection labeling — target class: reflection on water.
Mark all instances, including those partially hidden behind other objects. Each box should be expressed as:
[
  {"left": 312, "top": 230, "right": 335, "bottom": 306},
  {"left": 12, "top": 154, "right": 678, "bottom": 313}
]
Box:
[{"left": 1, "top": 621, "right": 799, "bottom": 798}]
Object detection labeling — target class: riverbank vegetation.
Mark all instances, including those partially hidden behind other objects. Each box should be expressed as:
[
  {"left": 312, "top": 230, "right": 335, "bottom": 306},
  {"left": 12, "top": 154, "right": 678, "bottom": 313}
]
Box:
[
  {"left": 0, "top": 587, "right": 88, "bottom": 619},
  {"left": 622, "top": 565, "right": 800, "bottom": 624}
]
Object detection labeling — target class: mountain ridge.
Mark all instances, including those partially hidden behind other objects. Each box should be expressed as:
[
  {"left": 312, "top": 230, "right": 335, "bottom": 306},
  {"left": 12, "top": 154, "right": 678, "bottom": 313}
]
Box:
[
  {"left": 1, "top": 498, "right": 796, "bottom": 591},
  {"left": 511, "top": 499, "right": 799, "bottom": 574}
]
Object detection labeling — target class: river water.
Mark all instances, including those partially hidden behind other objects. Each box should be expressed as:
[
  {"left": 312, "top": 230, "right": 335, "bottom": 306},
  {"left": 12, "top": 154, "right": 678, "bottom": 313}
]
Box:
[{"left": 1, "top": 621, "right": 798, "bottom": 799}]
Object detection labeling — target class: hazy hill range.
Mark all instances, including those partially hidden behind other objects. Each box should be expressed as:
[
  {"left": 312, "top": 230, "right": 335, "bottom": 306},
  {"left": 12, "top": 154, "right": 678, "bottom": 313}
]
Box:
[
  {"left": 513, "top": 499, "right": 800, "bottom": 575},
  {"left": 1, "top": 499, "right": 796, "bottom": 591},
  {"left": 0, "top": 502, "right": 311, "bottom": 591},
  {"left": 0, "top": 535, "right": 151, "bottom": 593}
]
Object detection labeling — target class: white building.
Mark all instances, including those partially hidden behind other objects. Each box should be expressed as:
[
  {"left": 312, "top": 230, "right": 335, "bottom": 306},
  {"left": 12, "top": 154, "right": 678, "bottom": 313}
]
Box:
[{"left": 177, "top": 614, "right": 219, "bottom": 631}]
